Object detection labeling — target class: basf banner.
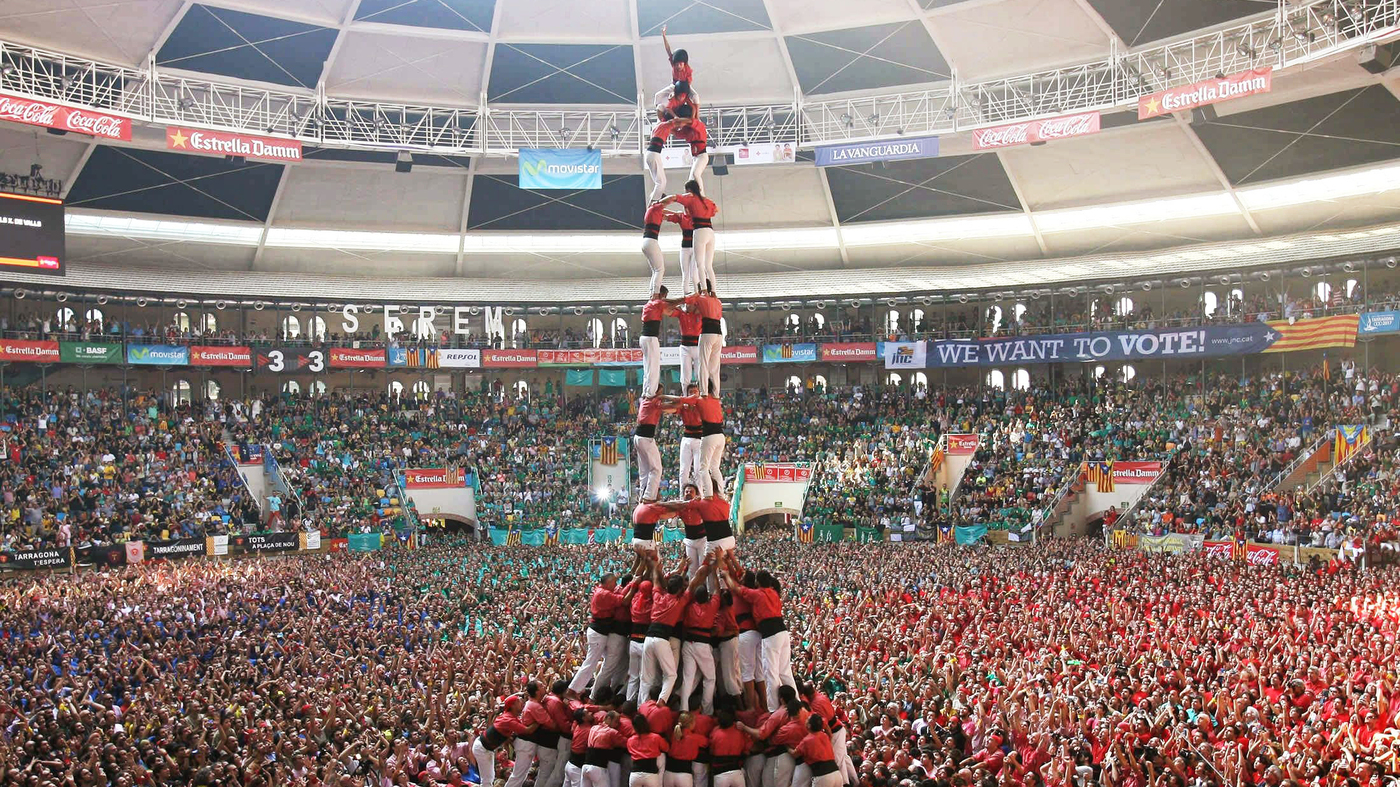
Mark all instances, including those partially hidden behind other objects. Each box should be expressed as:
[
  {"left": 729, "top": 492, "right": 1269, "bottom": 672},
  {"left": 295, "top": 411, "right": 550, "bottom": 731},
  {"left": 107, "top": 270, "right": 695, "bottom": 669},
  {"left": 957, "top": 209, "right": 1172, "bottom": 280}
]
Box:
[
  {"left": 59, "top": 342, "right": 121, "bottom": 364},
  {"left": 518, "top": 148, "right": 603, "bottom": 189},
  {"left": 815, "top": 136, "right": 938, "bottom": 167},
  {"left": 926, "top": 323, "right": 1284, "bottom": 368},
  {"left": 126, "top": 344, "right": 189, "bottom": 366}
]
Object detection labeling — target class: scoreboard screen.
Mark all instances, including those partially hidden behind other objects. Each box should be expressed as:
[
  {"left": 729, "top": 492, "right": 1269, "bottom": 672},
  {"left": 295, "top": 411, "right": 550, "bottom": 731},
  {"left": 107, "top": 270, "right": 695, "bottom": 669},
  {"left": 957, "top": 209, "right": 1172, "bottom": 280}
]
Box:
[{"left": 0, "top": 191, "right": 64, "bottom": 276}]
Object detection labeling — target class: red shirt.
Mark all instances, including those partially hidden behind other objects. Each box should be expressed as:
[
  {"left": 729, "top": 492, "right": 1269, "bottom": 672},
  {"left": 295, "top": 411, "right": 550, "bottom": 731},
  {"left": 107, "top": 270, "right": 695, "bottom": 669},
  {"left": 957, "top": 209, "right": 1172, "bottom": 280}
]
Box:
[
  {"left": 671, "top": 730, "right": 708, "bottom": 760},
  {"left": 674, "top": 119, "right": 708, "bottom": 147},
  {"left": 732, "top": 591, "right": 755, "bottom": 632},
  {"left": 642, "top": 298, "right": 667, "bottom": 322},
  {"left": 672, "top": 62, "right": 693, "bottom": 84},
  {"left": 639, "top": 701, "right": 676, "bottom": 736},
  {"left": 490, "top": 711, "right": 530, "bottom": 740},
  {"left": 677, "top": 310, "right": 702, "bottom": 338},
  {"left": 633, "top": 502, "right": 672, "bottom": 527},
  {"left": 734, "top": 584, "right": 783, "bottom": 624},
  {"left": 697, "top": 397, "right": 722, "bottom": 423},
  {"left": 637, "top": 396, "right": 665, "bottom": 426},
  {"left": 644, "top": 202, "right": 670, "bottom": 226},
  {"left": 631, "top": 582, "right": 654, "bottom": 628},
  {"left": 588, "top": 726, "right": 627, "bottom": 751},
  {"left": 693, "top": 714, "right": 717, "bottom": 738},
  {"left": 678, "top": 501, "right": 703, "bottom": 527},
  {"left": 794, "top": 731, "right": 835, "bottom": 764},
  {"left": 590, "top": 585, "right": 626, "bottom": 620},
  {"left": 627, "top": 732, "right": 670, "bottom": 761},
  {"left": 679, "top": 401, "right": 703, "bottom": 429},
  {"left": 708, "top": 726, "right": 751, "bottom": 758},
  {"left": 688, "top": 294, "right": 722, "bottom": 321},
  {"left": 682, "top": 594, "right": 719, "bottom": 633},
  {"left": 545, "top": 695, "right": 572, "bottom": 734},
  {"left": 673, "top": 212, "right": 694, "bottom": 232},
  {"left": 697, "top": 496, "right": 729, "bottom": 522},
  {"left": 651, "top": 588, "right": 691, "bottom": 627},
  {"left": 806, "top": 691, "right": 836, "bottom": 725},
  {"left": 572, "top": 718, "right": 593, "bottom": 753},
  {"left": 676, "top": 194, "right": 717, "bottom": 220},
  {"left": 522, "top": 699, "right": 552, "bottom": 731}
]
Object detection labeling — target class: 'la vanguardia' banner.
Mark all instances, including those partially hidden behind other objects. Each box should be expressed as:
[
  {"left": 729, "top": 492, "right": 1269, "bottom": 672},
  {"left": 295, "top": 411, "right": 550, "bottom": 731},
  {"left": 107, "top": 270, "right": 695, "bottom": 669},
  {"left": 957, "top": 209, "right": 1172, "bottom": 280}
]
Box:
[
  {"left": 815, "top": 135, "right": 938, "bottom": 167},
  {"left": 126, "top": 344, "right": 190, "bottom": 366},
  {"left": 1360, "top": 310, "right": 1400, "bottom": 336},
  {"left": 519, "top": 148, "right": 603, "bottom": 189},
  {"left": 59, "top": 341, "right": 121, "bottom": 364},
  {"left": 761, "top": 343, "right": 818, "bottom": 364},
  {"left": 926, "top": 323, "right": 1282, "bottom": 368}
]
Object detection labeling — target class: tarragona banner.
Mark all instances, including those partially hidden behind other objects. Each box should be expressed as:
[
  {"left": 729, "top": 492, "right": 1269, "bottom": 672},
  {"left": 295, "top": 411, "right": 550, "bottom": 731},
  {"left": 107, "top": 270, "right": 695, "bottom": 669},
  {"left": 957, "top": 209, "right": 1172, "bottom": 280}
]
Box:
[{"left": 1, "top": 531, "right": 331, "bottom": 571}]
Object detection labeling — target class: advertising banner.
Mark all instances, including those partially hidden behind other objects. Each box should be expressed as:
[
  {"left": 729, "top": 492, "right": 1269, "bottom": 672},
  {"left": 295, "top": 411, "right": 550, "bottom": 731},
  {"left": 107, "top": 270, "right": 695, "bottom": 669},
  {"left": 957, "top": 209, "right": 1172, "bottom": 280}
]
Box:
[
  {"left": 388, "top": 347, "right": 441, "bottom": 368},
  {"left": 815, "top": 135, "right": 939, "bottom": 167},
  {"left": 1139, "top": 67, "right": 1273, "bottom": 120},
  {"left": 0, "top": 339, "right": 59, "bottom": 363},
  {"left": 190, "top": 345, "right": 252, "bottom": 367},
  {"left": 0, "top": 191, "right": 65, "bottom": 276},
  {"left": 206, "top": 535, "right": 229, "bottom": 556},
  {"left": 731, "top": 142, "right": 798, "bottom": 166},
  {"left": 820, "top": 342, "right": 878, "bottom": 362},
  {"left": 539, "top": 348, "right": 643, "bottom": 366},
  {"left": 926, "top": 323, "right": 1281, "bottom": 368},
  {"left": 761, "top": 343, "right": 818, "bottom": 364},
  {"left": 438, "top": 348, "right": 481, "bottom": 368},
  {"left": 126, "top": 344, "right": 189, "bottom": 366},
  {"left": 1246, "top": 543, "right": 1282, "bottom": 565},
  {"left": 946, "top": 434, "right": 979, "bottom": 455},
  {"left": 404, "top": 468, "right": 470, "bottom": 488},
  {"left": 328, "top": 347, "right": 386, "bottom": 368},
  {"left": 301, "top": 531, "right": 321, "bottom": 551},
  {"left": 482, "top": 349, "right": 538, "bottom": 368},
  {"left": 1262, "top": 314, "right": 1358, "bottom": 353},
  {"left": 0, "top": 92, "right": 132, "bottom": 140},
  {"left": 255, "top": 348, "right": 327, "bottom": 373},
  {"left": 233, "top": 532, "right": 300, "bottom": 553},
  {"left": 744, "top": 463, "right": 813, "bottom": 483},
  {"left": 146, "top": 537, "right": 207, "bottom": 560},
  {"left": 1138, "top": 533, "right": 1203, "bottom": 554},
  {"left": 59, "top": 341, "right": 121, "bottom": 364},
  {"left": 1112, "top": 461, "right": 1162, "bottom": 485},
  {"left": 518, "top": 148, "right": 603, "bottom": 189},
  {"left": 972, "top": 111, "right": 1101, "bottom": 150},
  {"left": 1360, "top": 310, "right": 1400, "bottom": 336},
  {"left": 882, "top": 341, "right": 926, "bottom": 369},
  {"left": 720, "top": 345, "right": 758, "bottom": 364},
  {"left": 166, "top": 126, "right": 302, "bottom": 162},
  {"left": 0, "top": 547, "right": 72, "bottom": 570}
]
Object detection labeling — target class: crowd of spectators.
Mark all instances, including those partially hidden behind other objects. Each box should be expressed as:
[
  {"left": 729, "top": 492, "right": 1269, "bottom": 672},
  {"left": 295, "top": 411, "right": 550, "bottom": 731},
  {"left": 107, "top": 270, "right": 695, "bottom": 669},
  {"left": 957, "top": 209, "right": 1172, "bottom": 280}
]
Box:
[{"left": 1, "top": 537, "right": 1397, "bottom": 787}]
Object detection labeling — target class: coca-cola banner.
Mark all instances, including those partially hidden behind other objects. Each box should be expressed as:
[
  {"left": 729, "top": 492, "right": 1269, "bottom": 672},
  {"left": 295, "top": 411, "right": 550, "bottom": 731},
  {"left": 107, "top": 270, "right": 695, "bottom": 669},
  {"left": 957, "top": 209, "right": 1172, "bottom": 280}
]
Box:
[
  {"left": 1139, "top": 67, "right": 1273, "bottom": 120},
  {"left": 328, "top": 347, "right": 386, "bottom": 368},
  {"left": 1111, "top": 461, "right": 1161, "bottom": 485},
  {"left": 482, "top": 349, "right": 538, "bottom": 368},
  {"left": 166, "top": 126, "right": 303, "bottom": 162},
  {"left": 0, "top": 339, "right": 59, "bottom": 362},
  {"left": 1246, "top": 544, "right": 1282, "bottom": 566},
  {"left": 0, "top": 92, "right": 132, "bottom": 140},
  {"left": 190, "top": 345, "right": 252, "bottom": 367},
  {"left": 972, "top": 111, "right": 1101, "bottom": 150}
]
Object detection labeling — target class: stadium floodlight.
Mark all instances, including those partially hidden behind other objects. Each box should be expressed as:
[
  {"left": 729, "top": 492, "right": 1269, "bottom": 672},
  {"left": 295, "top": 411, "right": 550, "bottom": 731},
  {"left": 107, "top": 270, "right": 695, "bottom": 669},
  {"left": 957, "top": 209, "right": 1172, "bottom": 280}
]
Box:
[{"left": 396, "top": 152, "right": 413, "bottom": 173}]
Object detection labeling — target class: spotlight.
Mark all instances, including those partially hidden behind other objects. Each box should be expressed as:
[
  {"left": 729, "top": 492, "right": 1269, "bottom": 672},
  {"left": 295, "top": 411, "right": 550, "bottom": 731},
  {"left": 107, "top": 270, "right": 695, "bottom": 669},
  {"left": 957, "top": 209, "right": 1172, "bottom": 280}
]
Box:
[
  {"left": 13, "top": 289, "right": 24, "bottom": 299},
  {"left": 1180, "top": 279, "right": 1192, "bottom": 289},
  {"left": 55, "top": 292, "right": 68, "bottom": 302},
  {"left": 136, "top": 297, "right": 148, "bottom": 307},
  {"left": 96, "top": 294, "right": 108, "bottom": 305},
  {"left": 840, "top": 113, "right": 853, "bottom": 128},
  {"left": 176, "top": 299, "right": 187, "bottom": 309},
  {"left": 216, "top": 301, "right": 227, "bottom": 310},
  {"left": 396, "top": 151, "right": 413, "bottom": 173},
  {"left": 1385, "top": 256, "right": 1398, "bottom": 269},
  {"left": 1141, "top": 282, "right": 1153, "bottom": 292},
  {"left": 896, "top": 127, "right": 905, "bottom": 135},
  {"left": 177, "top": 97, "right": 194, "bottom": 112},
  {"left": 0, "top": 64, "right": 13, "bottom": 77}
]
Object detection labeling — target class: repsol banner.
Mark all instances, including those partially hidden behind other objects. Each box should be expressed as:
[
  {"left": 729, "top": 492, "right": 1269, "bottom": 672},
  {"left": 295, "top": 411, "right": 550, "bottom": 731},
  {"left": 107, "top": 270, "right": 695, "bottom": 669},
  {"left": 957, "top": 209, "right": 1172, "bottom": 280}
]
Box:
[
  {"left": 926, "top": 323, "right": 1283, "bottom": 368},
  {"left": 232, "top": 532, "right": 300, "bottom": 552},
  {"left": 146, "top": 537, "right": 207, "bottom": 559},
  {"left": 0, "top": 547, "right": 73, "bottom": 570}
]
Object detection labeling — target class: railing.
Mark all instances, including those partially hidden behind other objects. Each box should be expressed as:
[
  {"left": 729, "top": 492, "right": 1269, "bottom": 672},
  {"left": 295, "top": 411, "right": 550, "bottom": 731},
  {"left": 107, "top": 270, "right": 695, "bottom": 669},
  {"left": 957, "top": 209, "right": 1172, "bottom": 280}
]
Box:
[
  {"left": 1035, "top": 467, "right": 1082, "bottom": 541},
  {"left": 1267, "top": 431, "right": 1332, "bottom": 493},
  {"left": 393, "top": 470, "right": 422, "bottom": 534},
  {"left": 1107, "top": 447, "right": 1182, "bottom": 541},
  {"left": 261, "top": 446, "right": 305, "bottom": 522},
  {"left": 220, "top": 441, "right": 260, "bottom": 514},
  {"left": 1306, "top": 433, "right": 1373, "bottom": 495},
  {"left": 0, "top": 0, "right": 1394, "bottom": 154}
]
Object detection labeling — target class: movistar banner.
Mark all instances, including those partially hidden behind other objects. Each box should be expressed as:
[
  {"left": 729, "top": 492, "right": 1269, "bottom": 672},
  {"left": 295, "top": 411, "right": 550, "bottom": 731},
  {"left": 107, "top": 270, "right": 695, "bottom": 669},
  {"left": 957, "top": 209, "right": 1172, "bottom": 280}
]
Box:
[
  {"left": 1360, "top": 310, "right": 1400, "bottom": 336},
  {"left": 60, "top": 341, "right": 122, "bottom": 364},
  {"left": 925, "top": 323, "right": 1281, "bottom": 368},
  {"left": 519, "top": 148, "right": 603, "bottom": 189},
  {"left": 126, "top": 344, "right": 190, "bottom": 366},
  {"left": 761, "top": 343, "right": 818, "bottom": 363}
]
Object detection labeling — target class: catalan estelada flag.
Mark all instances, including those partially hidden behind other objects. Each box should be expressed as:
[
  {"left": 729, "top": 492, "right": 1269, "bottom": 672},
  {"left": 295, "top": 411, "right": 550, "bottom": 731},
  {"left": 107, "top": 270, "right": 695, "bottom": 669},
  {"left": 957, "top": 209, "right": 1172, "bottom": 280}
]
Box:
[
  {"left": 1086, "top": 461, "right": 1114, "bottom": 493},
  {"left": 506, "top": 526, "right": 521, "bottom": 546},
  {"left": 938, "top": 523, "right": 955, "bottom": 544},
  {"left": 405, "top": 348, "right": 439, "bottom": 369},
  {"left": 797, "top": 521, "right": 813, "bottom": 543},
  {"left": 1264, "top": 314, "right": 1358, "bottom": 353},
  {"left": 599, "top": 436, "right": 619, "bottom": 466},
  {"left": 1334, "top": 425, "right": 1369, "bottom": 465},
  {"left": 780, "top": 344, "right": 794, "bottom": 360}
]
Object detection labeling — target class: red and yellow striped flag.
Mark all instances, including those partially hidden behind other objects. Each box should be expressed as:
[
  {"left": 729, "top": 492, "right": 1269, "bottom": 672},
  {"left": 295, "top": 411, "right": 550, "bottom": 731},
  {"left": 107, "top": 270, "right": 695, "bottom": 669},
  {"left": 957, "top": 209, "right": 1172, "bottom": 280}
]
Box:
[{"left": 1264, "top": 315, "right": 1358, "bottom": 354}]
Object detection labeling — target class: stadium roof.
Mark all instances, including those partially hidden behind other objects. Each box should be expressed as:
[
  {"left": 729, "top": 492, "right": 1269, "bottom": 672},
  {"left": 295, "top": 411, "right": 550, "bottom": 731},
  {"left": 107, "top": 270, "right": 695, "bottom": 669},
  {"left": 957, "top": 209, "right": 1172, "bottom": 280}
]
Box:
[{"left": 0, "top": 0, "right": 1398, "bottom": 287}]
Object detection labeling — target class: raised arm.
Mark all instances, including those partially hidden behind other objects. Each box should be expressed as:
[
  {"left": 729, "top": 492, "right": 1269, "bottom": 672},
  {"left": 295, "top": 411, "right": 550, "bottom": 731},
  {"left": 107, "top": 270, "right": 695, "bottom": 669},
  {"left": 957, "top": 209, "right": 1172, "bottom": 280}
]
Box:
[{"left": 661, "top": 25, "right": 673, "bottom": 61}]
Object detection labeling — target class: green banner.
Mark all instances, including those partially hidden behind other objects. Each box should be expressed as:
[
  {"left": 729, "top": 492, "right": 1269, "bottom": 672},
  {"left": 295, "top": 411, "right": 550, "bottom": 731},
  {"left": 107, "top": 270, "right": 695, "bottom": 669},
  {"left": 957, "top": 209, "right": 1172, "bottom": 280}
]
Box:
[
  {"left": 599, "top": 369, "right": 628, "bottom": 387},
  {"left": 347, "top": 533, "right": 382, "bottom": 552},
  {"left": 565, "top": 369, "right": 595, "bottom": 386},
  {"left": 856, "top": 526, "right": 881, "bottom": 543},
  {"left": 60, "top": 341, "right": 122, "bottom": 364},
  {"left": 815, "top": 523, "right": 844, "bottom": 543}
]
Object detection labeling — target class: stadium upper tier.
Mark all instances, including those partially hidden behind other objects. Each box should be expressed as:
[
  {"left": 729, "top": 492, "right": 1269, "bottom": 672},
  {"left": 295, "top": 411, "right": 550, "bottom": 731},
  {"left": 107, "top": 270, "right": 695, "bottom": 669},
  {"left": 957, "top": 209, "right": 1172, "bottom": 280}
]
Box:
[{"left": 0, "top": 0, "right": 1398, "bottom": 280}]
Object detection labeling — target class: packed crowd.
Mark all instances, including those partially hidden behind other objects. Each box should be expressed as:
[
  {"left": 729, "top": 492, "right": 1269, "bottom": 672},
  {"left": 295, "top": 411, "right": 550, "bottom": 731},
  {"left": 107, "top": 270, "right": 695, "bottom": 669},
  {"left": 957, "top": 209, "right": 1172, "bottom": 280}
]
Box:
[{"left": 2, "top": 537, "right": 1397, "bottom": 787}]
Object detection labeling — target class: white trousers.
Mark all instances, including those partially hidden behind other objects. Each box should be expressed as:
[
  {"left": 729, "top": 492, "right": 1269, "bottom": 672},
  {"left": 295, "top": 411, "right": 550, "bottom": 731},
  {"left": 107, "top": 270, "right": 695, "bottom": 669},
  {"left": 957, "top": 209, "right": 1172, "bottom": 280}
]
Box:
[
  {"left": 689, "top": 153, "right": 711, "bottom": 199},
  {"left": 544, "top": 739, "right": 572, "bottom": 787},
  {"left": 505, "top": 739, "right": 537, "bottom": 787},
  {"left": 738, "top": 630, "right": 762, "bottom": 683},
  {"left": 718, "top": 637, "right": 742, "bottom": 697},
  {"left": 640, "top": 335, "right": 662, "bottom": 397},
  {"left": 570, "top": 628, "right": 608, "bottom": 693},
  {"left": 635, "top": 435, "right": 661, "bottom": 501},
  {"left": 679, "top": 345, "right": 700, "bottom": 388},
  {"left": 627, "top": 638, "right": 645, "bottom": 701},
  {"left": 713, "top": 771, "right": 744, "bottom": 787},
  {"left": 598, "top": 632, "right": 629, "bottom": 692},
  {"left": 684, "top": 537, "right": 707, "bottom": 579},
  {"left": 638, "top": 635, "right": 679, "bottom": 703},
  {"left": 693, "top": 227, "right": 716, "bottom": 292},
  {"left": 663, "top": 771, "right": 694, "bottom": 787},
  {"left": 812, "top": 771, "right": 842, "bottom": 787},
  {"left": 832, "top": 727, "right": 857, "bottom": 786},
  {"left": 680, "top": 246, "right": 699, "bottom": 295},
  {"left": 567, "top": 762, "right": 585, "bottom": 787},
  {"left": 473, "top": 739, "right": 498, "bottom": 787},
  {"left": 698, "top": 334, "right": 722, "bottom": 397},
  {"left": 679, "top": 436, "right": 701, "bottom": 492},
  {"left": 646, "top": 152, "right": 667, "bottom": 203},
  {"left": 642, "top": 239, "right": 665, "bottom": 295},
  {"left": 699, "top": 434, "right": 726, "bottom": 498},
  {"left": 760, "top": 632, "right": 797, "bottom": 712},
  {"left": 744, "top": 756, "right": 765, "bottom": 787},
  {"left": 763, "top": 753, "right": 794, "bottom": 787},
  {"left": 630, "top": 772, "right": 663, "bottom": 787},
  {"left": 790, "top": 763, "right": 810, "bottom": 787},
  {"left": 679, "top": 640, "right": 717, "bottom": 713}
]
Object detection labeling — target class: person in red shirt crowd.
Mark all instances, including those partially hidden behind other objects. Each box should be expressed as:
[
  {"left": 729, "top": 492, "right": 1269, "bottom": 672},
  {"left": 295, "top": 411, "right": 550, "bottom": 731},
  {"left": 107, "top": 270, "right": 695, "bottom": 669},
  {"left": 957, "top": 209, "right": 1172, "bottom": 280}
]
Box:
[
  {"left": 666, "top": 712, "right": 708, "bottom": 787},
  {"left": 722, "top": 553, "right": 795, "bottom": 712},
  {"left": 675, "top": 212, "right": 699, "bottom": 297},
  {"left": 638, "top": 287, "right": 677, "bottom": 399},
  {"left": 678, "top": 579, "right": 721, "bottom": 714},
  {"left": 663, "top": 391, "right": 724, "bottom": 498},
  {"left": 473, "top": 695, "right": 537, "bottom": 787},
  {"left": 639, "top": 554, "right": 717, "bottom": 705},
  {"left": 566, "top": 708, "right": 595, "bottom": 787},
  {"left": 674, "top": 182, "right": 718, "bottom": 293},
  {"left": 634, "top": 389, "right": 671, "bottom": 501},
  {"left": 584, "top": 712, "right": 628, "bottom": 787},
  {"left": 628, "top": 715, "right": 671, "bottom": 787},
  {"left": 541, "top": 680, "right": 577, "bottom": 787},
  {"left": 572, "top": 564, "right": 645, "bottom": 694},
  {"left": 633, "top": 498, "right": 683, "bottom": 556},
  {"left": 676, "top": 389, "right": 704, "bottom": 504},
  {"left": 676, "top": 288, "right": 722, "bottom": 400},
  {"left": 508, "top": 680, "right": 561, "bottom": 787},
  {"left": 714, "top": 588, "right": 742, "bottom": 703},
  {"left": 709, "top": 708, "right": 753, "bottom": 787},
  {"left": 799, "top": 684, "right": 855, "bottom": 787},
  {"left": 792, "top": 715, "right": 840, "bottom": 787},
  {"left": 627, "top": 573, "right": 656, "bottom": 703},
  {"left": 740, "top": 688, "right": 807, "bottom": 787},
  {"left": 641, "top": 202, "right": 681, "bottom": 297}
]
